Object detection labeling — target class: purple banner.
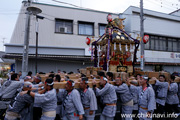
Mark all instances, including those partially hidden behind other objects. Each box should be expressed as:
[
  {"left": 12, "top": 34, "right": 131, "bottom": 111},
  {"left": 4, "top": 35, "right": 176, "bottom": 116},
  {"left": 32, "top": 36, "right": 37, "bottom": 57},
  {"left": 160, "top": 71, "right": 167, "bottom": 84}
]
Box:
[
  {"left": 107, "top": 38, "right": 110, "bottom": 60},
  {"left": 91, "top": 45, "right": 93, "bottom": 60}
]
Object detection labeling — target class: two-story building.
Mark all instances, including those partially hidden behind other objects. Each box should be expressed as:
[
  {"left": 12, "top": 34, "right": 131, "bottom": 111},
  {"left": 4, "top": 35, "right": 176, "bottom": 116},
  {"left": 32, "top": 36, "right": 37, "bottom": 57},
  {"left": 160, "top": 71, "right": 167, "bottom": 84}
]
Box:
[
  {"left": 4, "top": 1, "right": 118, "bottom": 74},
  {"left": 4, "top": 2, "right": 180, "bottom": 74},
  {"left": 123, "top": 6, "right": 180, "bottom": 73}
]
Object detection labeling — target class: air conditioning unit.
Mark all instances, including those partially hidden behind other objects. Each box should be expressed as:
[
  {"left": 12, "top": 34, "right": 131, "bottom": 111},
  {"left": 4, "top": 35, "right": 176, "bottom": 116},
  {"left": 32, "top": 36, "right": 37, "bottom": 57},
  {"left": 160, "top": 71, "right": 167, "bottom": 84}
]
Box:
[{"left": 59, "top": 27, "right": 67, "bottom": 33}]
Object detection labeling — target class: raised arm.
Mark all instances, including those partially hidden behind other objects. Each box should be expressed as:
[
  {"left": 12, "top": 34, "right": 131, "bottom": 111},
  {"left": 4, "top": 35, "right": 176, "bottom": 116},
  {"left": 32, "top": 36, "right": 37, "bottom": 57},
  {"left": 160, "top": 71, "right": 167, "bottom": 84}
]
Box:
[
  {"left": 114, "top": 84, "right": 128, "bottom": 94},
  {"left": 155, "top": 80, "right": 168, "bottom": 88},
  {"left": 95, "top": 84, "right": 109, "bottom": 96}
]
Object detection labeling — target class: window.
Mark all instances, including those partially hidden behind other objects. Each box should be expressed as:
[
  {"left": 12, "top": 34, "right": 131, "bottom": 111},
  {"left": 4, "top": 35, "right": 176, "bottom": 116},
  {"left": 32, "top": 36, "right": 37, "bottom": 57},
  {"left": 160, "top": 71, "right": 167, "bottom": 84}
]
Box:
[
  {"left": 159, "top": 37, "right": 166, "bottom": 51},
  {"left": 145, "top": 35, "right": 179, "bottom": 52},
  {"left": 99, "top": 24, "right": 107, "bottom": 36},
  {"left": 55, "top": 19, "right": 73, "bottom": 34},
  {"left": 150, "top": 36, "right": 155, "bottom": 50},
  {"left": 78, "top": 21, "right": 94, "bottom": 36},
  {"left": 154, "top": 36, "right": 159, "bottom": 50},
  {"left": 168, "top": 38, "right": 173, "bottom": 51},
  {"left": 172, "top": 39, "right": 177, "bottom": 52},
  {"left": 167, "top": 38, "right": 178, "bottom": 52}
]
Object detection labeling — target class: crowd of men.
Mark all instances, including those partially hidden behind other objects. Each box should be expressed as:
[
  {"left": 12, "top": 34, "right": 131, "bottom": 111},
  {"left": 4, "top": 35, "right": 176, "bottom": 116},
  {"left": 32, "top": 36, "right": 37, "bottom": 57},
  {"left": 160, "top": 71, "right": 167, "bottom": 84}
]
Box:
[{"left": 0, "top": 70, "right": 180, "bottom": 120}]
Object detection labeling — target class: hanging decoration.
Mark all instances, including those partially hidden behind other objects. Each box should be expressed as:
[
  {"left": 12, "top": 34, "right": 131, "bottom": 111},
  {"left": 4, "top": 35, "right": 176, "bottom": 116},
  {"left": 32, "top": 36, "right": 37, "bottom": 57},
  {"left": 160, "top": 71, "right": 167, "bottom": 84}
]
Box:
[
  {"left": 143, "top": 35, "right": 149, "bottom": 44},
  {"left": 107, "top": 13, "right": 113, "bottom": 22},
  {"left": 91, "top": 45, "right": 93, "bottom": 61},
  {"left": 86, "top": 37, "right": 91, "bottom": 45}
]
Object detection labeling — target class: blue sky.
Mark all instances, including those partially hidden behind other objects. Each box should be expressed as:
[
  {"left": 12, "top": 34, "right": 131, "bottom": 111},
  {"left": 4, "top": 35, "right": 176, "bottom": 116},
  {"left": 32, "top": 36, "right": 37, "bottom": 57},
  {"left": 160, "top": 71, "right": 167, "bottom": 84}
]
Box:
[{"left": 0, "top": 0, "right": 179, "bottom": 51}]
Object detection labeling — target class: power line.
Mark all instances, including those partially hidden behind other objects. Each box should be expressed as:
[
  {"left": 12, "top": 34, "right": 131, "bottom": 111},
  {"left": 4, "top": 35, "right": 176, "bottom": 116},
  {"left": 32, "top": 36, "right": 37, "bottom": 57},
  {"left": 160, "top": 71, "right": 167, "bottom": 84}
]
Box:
[
  {"left": 157, "top": 0, "right": 180, "bottom": 9},
  {"left": 41, "top": 13, "right": 55, "bottom": 18},
  {"left": 0, "top": 8, "right": 22, "bottom": 11},
  {"left": 146, "top": 0, "right": 174, "bottom": 10},
  {"left": 44, "top": 17, "right": 54, "bottom": 22},
  {"left": 52, "top": 0, "right": 80, "bottom": 8},
  {"left": 146, "top": 0, "right": 177, "bottom": 11},
  {"left": 149, "top": 0, "right": 180, "bottom": 10},
  {"left": 0, "top": 13, "right": 24, "bottom": 15},
  {"left": 42, "top": 11, "right": 180, "bottom": 24},
  {"left": 0, "top": 8, "right": 26, "bottom": 15},
  {"left": 40, "top": 13, "right": 55, "bottom": 21},
  {"left": 157, "top": 0, "right": 180, "bottom": 7},
  {"left": 50, "top": 0, "right": 116, "bottom": 13}
]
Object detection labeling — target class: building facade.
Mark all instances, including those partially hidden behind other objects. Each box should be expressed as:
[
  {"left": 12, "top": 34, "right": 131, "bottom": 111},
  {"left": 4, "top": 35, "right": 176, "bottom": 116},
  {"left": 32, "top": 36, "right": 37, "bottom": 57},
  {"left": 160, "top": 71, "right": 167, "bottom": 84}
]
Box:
[
  {"left": 4, "top": 2, "right": 180, "bottom": 74},
  {"left": 123, "top": 6, "right": 180, "bottom": 73},
  {"left": 4, "top": 2, "right": 118, "bottom": 74}
]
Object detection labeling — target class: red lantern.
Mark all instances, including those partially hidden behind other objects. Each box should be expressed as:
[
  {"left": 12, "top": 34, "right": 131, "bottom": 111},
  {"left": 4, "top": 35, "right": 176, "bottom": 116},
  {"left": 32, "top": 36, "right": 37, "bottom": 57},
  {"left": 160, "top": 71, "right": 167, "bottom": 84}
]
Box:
[
  {"left": 107, "top": 13, "right": 112, "bottom": 22},
  {"left": 143, "top": 35, "right": 149, "bottom": 44},
  {"left": 86, "top": 37, "right": 91, "bottom": 45}
]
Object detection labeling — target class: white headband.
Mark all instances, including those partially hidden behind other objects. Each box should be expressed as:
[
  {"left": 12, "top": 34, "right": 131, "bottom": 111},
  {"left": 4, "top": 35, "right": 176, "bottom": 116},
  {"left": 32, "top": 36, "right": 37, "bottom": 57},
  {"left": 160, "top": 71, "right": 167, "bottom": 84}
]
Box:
[
  {"left": 103, "top": 77, "right": 108, "bottom": 81},
  {"left": 46, "top": 82, "right": 54, "bottom": 86},
  {"left": 72, "top": 82, "right": 75, "bottom": 87},
  {"left": 143, "top": 76, "right": 148, "bottom": 80}
]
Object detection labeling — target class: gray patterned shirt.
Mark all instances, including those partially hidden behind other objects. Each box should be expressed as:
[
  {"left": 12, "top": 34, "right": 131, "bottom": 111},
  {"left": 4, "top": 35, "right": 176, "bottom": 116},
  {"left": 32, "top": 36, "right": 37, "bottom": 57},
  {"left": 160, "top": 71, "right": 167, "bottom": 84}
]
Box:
[
  {"left": 34, "top": 89, "right": 57, "bottom": 112},
  {"left": 155, "top": 80, "right": 168, "bottom": 106},
  {"left": 166, "top": 82, "right": 179, "bottom": 104}
]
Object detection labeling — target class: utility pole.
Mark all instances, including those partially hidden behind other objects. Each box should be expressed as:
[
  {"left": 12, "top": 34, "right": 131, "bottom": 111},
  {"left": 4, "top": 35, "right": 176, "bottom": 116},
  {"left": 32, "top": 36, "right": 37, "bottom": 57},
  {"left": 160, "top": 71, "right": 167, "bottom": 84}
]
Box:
[
  {"left": 35, "top": 17, "right": 38, "bottom": 74},
  {"left": 35, "top": 15, "right": 44, "bottom": 74},
  {"left": 22, "top": 0, "right": 32, "bottom": 78},
  {"left": 140, "top": 0, "right": 144, "bottom": 71}
]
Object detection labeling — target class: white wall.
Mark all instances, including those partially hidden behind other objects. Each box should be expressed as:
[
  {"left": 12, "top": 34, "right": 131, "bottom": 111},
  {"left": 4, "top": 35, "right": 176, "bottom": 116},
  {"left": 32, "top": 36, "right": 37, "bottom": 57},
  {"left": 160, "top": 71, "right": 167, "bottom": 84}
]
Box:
[
  {"left": 10, "top": 2, "right": 118, "bottom": 49},
  {"left": 136, "top": 50, "right": 180, "bottom": 63},
  {"left": 5, "top": 44, "right": 85, "bottom": 55},
  {"left": 130, "top": 14, "right": 180, "bottom": 38},
  {"left": 15, "top": 59, "right": 93, "bottom": 75},
  {"left": 123, "top": 6, "right": 180, "bottom": 72},
  {"left": 123, "top": 6, "right": 180, "bottom": 38}
]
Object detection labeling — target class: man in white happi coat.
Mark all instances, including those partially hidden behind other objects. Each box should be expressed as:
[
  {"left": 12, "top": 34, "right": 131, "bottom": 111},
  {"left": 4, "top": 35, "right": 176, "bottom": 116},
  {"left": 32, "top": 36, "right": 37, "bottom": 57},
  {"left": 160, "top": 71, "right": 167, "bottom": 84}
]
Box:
[
  {"left": 21, "top": 78, "right": 57, "bottom": 120},
  {"left": 93, "top": 77, "right": 117, "bottom": 120},
  {"left": 114, "top": 77, "right": 133, "bottom": 120},
  {"left": 165, "top": 75, "right": 179, "bottom": 117},
  {"left": 0, "top": 73, "right": 23, "bottom": 119},
  {"left": 138, "top": 75, "right": 156, "bottom": 120},
  {"left": 153, "top": 75, "right": 168, "bottom": 120},
  {"left": 79, "top": 77, "right": 97, "bottom": 120},
  {"left": 4, "top": 82, "right": 34, "bottom": 120},
  {"left": 62, "top": 80, "right": 84, "bottom": 120}
]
